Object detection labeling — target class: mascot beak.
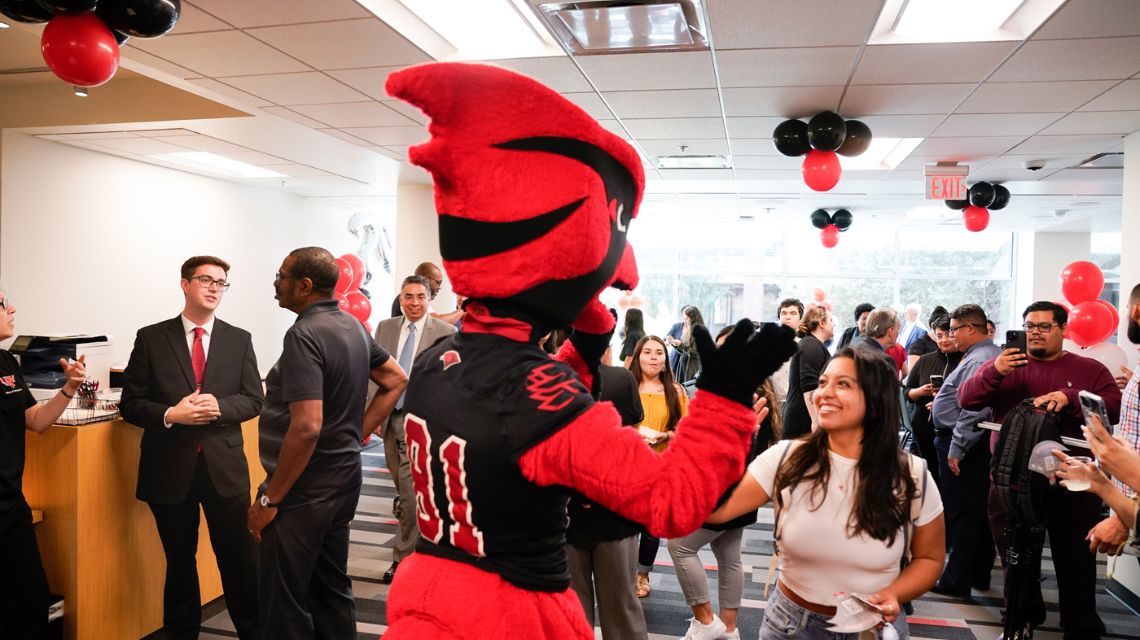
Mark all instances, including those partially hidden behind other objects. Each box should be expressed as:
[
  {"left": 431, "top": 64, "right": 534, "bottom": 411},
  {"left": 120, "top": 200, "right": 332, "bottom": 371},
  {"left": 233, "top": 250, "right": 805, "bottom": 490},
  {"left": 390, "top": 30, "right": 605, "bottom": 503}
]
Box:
[{"left": 611, "top": 242, "right": 639, "bottom": 291}]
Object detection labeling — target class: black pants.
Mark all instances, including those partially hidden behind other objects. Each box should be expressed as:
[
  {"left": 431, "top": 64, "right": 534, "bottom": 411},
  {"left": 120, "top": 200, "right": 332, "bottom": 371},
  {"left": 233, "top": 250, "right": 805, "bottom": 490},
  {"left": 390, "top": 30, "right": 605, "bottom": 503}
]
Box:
[
  {"left": 912, "top": 421, "right": 939, "bottom": 484},
  {"left": 934, "top": 435, "right": 996, "bottom": 591},
  {"left": 0, "top": 509, "right": 50, "bottom": 639},
  {"left": 258, "top": 485, "right": 361, "bottom": 640},
  {"left": 637, "top": 532, "right": 659, "bottom": 573},
  {"left": 989, "top": 483, "right": 1106, "bottom": 639},
  {"left": 148, "top": 455, "right": 259, "bottom": 640}
]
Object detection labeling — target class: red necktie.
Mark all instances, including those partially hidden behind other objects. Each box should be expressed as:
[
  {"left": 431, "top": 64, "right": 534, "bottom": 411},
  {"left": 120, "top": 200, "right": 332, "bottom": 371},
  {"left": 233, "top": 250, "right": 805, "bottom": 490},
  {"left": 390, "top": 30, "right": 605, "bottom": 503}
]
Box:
[{"left": 191, "top": 327, "right": 206, "bottom": 388}]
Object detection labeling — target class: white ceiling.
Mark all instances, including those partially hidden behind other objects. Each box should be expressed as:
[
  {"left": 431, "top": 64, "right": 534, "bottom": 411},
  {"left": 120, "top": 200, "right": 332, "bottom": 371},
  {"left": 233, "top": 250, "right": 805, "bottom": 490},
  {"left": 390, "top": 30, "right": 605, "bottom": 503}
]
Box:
[{"left": 1, "top": 0, "right": 1137, "bottom": 229}]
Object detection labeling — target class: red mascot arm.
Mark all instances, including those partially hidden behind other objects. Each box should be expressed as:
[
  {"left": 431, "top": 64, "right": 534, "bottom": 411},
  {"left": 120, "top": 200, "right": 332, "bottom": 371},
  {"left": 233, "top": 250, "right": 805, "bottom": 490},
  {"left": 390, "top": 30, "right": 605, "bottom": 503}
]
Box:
[{"left": 518, "top": 390, "right": 754, "bottom": 538}]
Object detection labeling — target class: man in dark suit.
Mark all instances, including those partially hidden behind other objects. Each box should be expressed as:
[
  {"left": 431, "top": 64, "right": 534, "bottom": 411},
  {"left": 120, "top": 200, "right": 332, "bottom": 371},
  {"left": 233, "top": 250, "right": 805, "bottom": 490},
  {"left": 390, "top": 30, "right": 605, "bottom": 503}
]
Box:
[
  {"left": 121, "top": 255, "right": 264, "bottom": 640},
  {"left": 374, "top": 274, "right": 457, "bottom": 583}
]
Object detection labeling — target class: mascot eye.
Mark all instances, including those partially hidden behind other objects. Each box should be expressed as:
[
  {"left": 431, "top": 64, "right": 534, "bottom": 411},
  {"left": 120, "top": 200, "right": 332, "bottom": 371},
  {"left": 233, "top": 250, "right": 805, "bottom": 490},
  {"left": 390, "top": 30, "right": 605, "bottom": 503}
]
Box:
[{"left": 615, "top": 202, "right": 627, "bottom": 233}]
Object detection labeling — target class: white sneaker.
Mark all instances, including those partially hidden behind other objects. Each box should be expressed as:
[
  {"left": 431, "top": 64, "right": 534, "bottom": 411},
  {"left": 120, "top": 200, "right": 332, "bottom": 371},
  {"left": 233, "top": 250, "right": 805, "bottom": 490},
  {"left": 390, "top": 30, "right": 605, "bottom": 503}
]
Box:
[
  {"left": 721, "top": 629, "right": 741, "bottom": 640},
  {"left": 680, "top": 615, "right": 727, "bottom": 640}
]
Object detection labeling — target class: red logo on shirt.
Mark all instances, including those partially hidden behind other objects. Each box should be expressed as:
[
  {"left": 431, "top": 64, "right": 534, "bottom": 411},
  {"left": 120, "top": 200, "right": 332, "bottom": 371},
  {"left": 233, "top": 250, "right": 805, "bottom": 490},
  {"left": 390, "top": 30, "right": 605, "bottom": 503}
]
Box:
[
  {"left": 0, "top": 375, "right": 15, "bottom": 389},
  {"left": 440, "top": 350, "right": 462, "bottom": 371},
  {"left": 526, "top": 363, "right": 586, "bottom": 411}
]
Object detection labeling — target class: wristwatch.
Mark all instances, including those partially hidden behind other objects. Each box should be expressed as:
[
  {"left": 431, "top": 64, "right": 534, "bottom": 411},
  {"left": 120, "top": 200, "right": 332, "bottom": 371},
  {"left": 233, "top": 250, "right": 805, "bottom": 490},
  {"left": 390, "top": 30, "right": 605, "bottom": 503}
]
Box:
[{"left": 258, "top": 493, "right": 281, "bottom": 509}]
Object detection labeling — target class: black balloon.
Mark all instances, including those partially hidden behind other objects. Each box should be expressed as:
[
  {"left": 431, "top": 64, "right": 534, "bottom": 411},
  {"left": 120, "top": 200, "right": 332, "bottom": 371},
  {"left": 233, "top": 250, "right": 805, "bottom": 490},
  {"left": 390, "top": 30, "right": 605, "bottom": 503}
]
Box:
[
  {"left": 836, "top": 120, "right": 872, "bottom": 157},
  {"left": 832, "top": 209, "right": 853, "bottom": 231},
  {"left": 810, "top": 209, "right": 830, "bottom": 229},
  {"left": 990, "top": 184, "right": 1010, "bottom": 210},
  {"left": 113, "top": 29, "right": 130, "bottom": 45},
  {"left": 773, "top": 119, "right": 810, "bottom": 157},
  {"left": 945, "top": 199, "right": 969, "bottom": 211},
  {"left": 96, "top": 0, "right": 180, "bottom": 38},
  {"left": 35, "top": 0, "right": 96, "bottom": 13},
  {"left": 0, "top": 0, "right": 53, "bottom": 22},
  {"left": 808, "top": 111, "right": 847, "bottom": 152},
  {"left": 968, "top": 181, "right": 996, "bottom": 208}
]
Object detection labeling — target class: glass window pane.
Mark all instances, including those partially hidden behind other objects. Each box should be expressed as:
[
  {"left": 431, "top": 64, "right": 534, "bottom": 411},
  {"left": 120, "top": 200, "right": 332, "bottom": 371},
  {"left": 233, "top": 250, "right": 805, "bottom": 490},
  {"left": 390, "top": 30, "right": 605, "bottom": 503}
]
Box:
[
  {"left": 897, "top": 230, "right": 1014, "bottom": 278},
  {"left": 784, "top": 228, "right": 895, "bottom": 275},
  {"left": 780, "top": 276, "right": 894, "bottom": 335},
  {"left": 898, "top": 279, "right": 1014, "bottom": 332}
]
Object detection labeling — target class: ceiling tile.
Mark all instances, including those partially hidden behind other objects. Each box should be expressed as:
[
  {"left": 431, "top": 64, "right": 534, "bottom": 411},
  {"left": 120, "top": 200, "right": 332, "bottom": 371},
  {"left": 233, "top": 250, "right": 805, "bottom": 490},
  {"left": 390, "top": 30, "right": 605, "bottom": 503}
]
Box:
[
  {"left": 655, "top": 169, "right": 735, "bottom": 180},
  {"left": 893, "top": 155, "right": 990, "bottom": 171},
  {"left": 1010, "top": 134, "right": 1123, "bottom": 155},
  {"left": 133, "top": 31, "right": 311, "bottom": 77},
  {"left": 622, "top": 118, "right": 725, "bottom": 140},
  {"left": 171, "top": 3, "right": 231, "bottom": 32},
  {"left": 911, "top": 136, "right": 1025, "bottom": 158},
  {"left": 219, "top": 150, "right": 292, "bottom": 165},
  {"left": 852, "top": 115, "right": 944, "bottom": 138},
  {"left": 639, "top": 139, "right": 729, "bottom": 156},
  {"left": 483, "top": 57, "right": 592, "bottom": 93},
  {"left": 725, "top": 117, "right": 785, "bottom": 138},
  {"left": 977, "top": 153, "right": 1087, "bottom": 170},
  {"left": 708, "top": 0, "right": 882, "bottom": 49},
  {"left": 249, "top": 19, "right": 430, "bottom": 70},
  {"left": 840, "top": 84, "right": 973, "bottom": 116},
  {"left": 85, "top": 137, "right": 188, "bottom": 155},
  {"left": 575, "top": 52, "right": 716, "bottom": 91},
  {"left": 382, "top": 100, "right": 427, "bottom": 124},
  {"left": 931, "top": 113, "right": 1065, "bottom": 138},
  {"left": 221, "top": 72, "right": 370, "bottom": 105},
  {"left": 1079, "top": 79, "right": 1140, "bottom": 111},
  {"left": 381, "top": 145, "right": 410, "bottom": 158},
  {"left": 123, "top": 48, "right": 202, "bottom": 79},
  {"left": 851, "top": 42, "right": 1017, "bottom": 85},
  {"left": 721, "top": 86, "right": 843, "bottom": 117},
  {"left": 189, "top": 0, "right": 370, "bottom": 28},
  {"left": 734, "top": 156, "right": 799, "bottom": 170},
  {"left": 263, "top": 163, "right": 333, "bottom": 178},
  {"left": 290, "top": 102, "right": 417, "bottom": 128},
  {"left": 957, "top": 80, "right": 1117, "bottom": 113},
  {"left": 261, "top": 106, "right": 330, "bottom": 129},
  {"left": 731, "top": 139, "right": 782, "bottom": 156},
  {"left": 188, "top": 78, "right": 273, "bottom": 106},
  {"left": 990, "top": 37, "right": 1140, "bottom": 82},
  {"left": 732, "top": 169, "right": 806, "bottom": 180},
  {"left": 318, "top": 128, "right": 370, "bottom": 147},
  {"left": 1040, "top": 111, "right": 1140, "bottom": 135},
  {"left": 716, "top": 48, "right": 861, "bottom": 87},
  {"left": 151, "top": 135, "right": 249, "bottom": 153},
  {"left": 603, "top": 89, "right": 722, "bottom": 118},
  {"left": 326, "top": 66, "right": 407, "bottom": 101},
  {"left": 339, "top": 126, "right": 429, "bottom": 146},
  {"left": 1033, "top": 0, "right": 1140, "bottom": 39},
  {"left": 561, "top": 92, "right": 614, "bottom": 120}
]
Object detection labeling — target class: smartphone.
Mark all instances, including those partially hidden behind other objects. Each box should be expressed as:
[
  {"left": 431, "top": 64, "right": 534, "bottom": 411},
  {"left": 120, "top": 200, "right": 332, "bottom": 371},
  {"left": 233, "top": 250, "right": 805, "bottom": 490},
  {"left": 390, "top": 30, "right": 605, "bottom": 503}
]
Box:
[
  {"left": 1078, "top": 390, "right": 1114, "bottom": 434},
  {"left": 1004, "top": 329, "right": 1027, "bottom": 356},
  {"left": 929, "top": 374, "right": 944, "bottom": 391}
]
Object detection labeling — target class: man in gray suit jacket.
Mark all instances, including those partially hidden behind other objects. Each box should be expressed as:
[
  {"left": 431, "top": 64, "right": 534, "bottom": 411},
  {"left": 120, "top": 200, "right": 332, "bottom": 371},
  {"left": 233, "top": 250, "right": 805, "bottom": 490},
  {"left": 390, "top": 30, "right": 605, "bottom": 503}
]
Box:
[{"left": 373, "top": 274, "right": 456, "bottom": 583}]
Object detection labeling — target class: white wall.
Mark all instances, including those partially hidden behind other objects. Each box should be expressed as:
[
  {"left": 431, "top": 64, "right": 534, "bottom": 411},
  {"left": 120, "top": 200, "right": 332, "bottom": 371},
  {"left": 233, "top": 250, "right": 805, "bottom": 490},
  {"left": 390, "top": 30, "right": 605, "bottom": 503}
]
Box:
[
  {"left": 394, "top": 182, "right": 455, "bottom": 312},
  {"left": 0, "top": 132, "right": 395, "bottom": 374}
]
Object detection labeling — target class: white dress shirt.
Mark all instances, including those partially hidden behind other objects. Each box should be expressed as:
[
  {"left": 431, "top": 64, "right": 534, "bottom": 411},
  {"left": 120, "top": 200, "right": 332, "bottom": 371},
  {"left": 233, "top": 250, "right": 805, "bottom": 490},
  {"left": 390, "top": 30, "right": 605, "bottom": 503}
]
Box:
[{"left": 165, "top": 314, "right": 215, "bottom": 428}]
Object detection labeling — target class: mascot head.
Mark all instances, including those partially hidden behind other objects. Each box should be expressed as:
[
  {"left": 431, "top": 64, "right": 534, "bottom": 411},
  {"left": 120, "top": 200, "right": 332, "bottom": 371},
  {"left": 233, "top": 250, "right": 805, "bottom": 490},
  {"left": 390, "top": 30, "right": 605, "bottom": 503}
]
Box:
[{"left": 386, "top": 62, "right": 643, "bottom": 334}]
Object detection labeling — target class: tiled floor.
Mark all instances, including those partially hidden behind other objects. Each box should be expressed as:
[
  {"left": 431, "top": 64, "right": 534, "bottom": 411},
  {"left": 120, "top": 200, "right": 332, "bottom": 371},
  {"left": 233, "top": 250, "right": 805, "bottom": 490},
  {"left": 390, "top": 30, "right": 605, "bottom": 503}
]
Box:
[{"left": 199, "top": 445, "right": 1140, "bottom": 640}]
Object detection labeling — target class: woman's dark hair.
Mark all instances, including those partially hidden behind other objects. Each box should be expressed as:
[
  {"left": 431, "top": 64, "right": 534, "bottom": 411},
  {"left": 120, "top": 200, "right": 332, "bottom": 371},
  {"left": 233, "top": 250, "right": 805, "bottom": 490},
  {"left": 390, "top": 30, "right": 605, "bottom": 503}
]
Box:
[
  {"left": 773, "top": 347, "right": 915, "bottom": 544},
  {"left": 680, "top": 306, "right": 705, "bottom": 343},
  {"left": 622, "top": 308, "right": 645, "bottom": 339},
  {"left": 629, "top": 335, "right": 684, "bottom": 431},
  {"left": 930, "top": 314, "right": 951, "bottom": 332},
  {"left": 760, "top": 380, "right": 782, "bottom": 443},
  {"left": 853, "top": 302, "right": 874, "bottom": 322},
  {"left": 927, "top": 305, "right": 949, "bottom": 328}
]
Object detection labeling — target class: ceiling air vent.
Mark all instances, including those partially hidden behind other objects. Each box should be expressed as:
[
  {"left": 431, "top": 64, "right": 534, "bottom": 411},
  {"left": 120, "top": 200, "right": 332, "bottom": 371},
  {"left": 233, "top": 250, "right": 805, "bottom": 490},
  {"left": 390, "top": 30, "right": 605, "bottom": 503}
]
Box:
[{"left": 527, "top": 1, "right": 710, "bottom": 54}]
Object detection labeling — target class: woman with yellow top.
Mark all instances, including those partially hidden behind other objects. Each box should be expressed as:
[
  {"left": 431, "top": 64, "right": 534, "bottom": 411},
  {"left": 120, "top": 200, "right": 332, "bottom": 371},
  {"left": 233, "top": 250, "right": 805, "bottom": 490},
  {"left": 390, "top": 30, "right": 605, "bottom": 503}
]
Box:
[{"left": 629, "top": 335, "right": 689, "bottom": 597}]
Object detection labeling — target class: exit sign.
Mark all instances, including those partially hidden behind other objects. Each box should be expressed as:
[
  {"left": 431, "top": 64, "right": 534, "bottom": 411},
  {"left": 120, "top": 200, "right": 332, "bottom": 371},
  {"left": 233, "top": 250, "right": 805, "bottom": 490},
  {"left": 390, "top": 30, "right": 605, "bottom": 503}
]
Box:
[{"left": 925, "top": 174, "right": 968, "bottom": 200}]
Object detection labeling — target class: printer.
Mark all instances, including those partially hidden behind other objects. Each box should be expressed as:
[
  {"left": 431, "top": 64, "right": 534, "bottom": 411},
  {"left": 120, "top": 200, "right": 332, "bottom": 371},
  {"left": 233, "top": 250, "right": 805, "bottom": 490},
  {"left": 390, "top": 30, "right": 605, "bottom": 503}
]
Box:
[{"left": 9, "top": 335, "right": 113, "bottom": 392}]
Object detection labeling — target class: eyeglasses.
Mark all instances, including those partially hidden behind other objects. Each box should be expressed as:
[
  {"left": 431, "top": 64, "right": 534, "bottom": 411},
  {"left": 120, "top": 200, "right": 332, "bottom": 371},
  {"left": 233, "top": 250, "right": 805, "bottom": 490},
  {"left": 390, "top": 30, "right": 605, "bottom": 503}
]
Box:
[
  {"left": 274, "top": 272, "right": 301, "bottom": 283},
  {"left": 947, "top": 322, "right": 983, "bottom": 334},
  {"left": 0, "top": 297, "right": 10, "bottom": 311},
  {"left": 1023, "top": 322, "right": 1060, "bottom": 333},
  {"left": 190, "top": 276, "right": 230, "bottom": 291}
]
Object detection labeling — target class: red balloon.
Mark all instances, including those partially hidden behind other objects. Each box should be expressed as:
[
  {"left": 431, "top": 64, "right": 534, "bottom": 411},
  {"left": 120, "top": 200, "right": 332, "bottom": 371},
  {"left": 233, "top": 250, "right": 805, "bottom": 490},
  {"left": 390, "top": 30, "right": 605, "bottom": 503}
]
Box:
[
  {"left": 345, "top": 290, "right": 371, "bottom": 323},
  {"left": 1068, "top": 300, "right": 1114, "bottom": 348},
  {"left": 1059, "top": 261, "right": 1104, "bottom": 306},
  {"left": 336, "top": 292, "right": 349, "bottom": 312},
  {"left": 1094, "top": 299, "right": 1119, "bottom": 335},
  {"left": 820, "top": 224, "right": 839, "bottom": 248},
  {"left": 334, "top": 258, "right": 353, "bottom": 294},
  {"left": 339, "top": 254, "right": 366, "bottom": 291},
  {"left": 802, "top": 150, "right": 841, "bottom": 192},
  {"left": 963, "top": 205, "right": 989, "bottom": 232},
  {"left": 41, "top": 12, "right": 120, "bottom": 87}
]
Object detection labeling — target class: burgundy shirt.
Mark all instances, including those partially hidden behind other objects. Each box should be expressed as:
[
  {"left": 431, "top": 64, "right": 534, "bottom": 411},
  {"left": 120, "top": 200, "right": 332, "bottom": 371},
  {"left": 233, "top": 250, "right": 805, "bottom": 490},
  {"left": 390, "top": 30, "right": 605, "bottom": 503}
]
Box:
[{"left": 957, "top": 351, "right": 1121, "bottom": 448}]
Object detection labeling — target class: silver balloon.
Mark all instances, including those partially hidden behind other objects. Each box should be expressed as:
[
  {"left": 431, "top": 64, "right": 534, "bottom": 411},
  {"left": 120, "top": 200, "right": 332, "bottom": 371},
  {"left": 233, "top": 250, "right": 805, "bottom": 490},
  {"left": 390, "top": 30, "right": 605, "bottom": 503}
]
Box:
[{"left": 347, "top": 212, "right": 394, "bottom": 296}]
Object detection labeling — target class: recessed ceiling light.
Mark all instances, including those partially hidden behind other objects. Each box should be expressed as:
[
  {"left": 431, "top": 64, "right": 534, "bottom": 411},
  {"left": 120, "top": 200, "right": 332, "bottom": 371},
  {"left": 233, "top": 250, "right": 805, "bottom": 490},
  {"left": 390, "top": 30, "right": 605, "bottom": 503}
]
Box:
[
  {"left": 354, "top": 0, "right": 563, "bottom": 60},
  {"left": 534, "top": 0, "right": 710, "bottom": 54},
  {"left": 657, "top": 155, "right": 731, "bottom": 169},
  {"left": 869, "top": 0, "right": 1065, "bottom": 44},
  {"left": 838, "top": 138, "right": 923, "bottom": 171},
  {"left": 0, "top": 20, "right": 11, "bottom": 29},
  {"left": 150, "top": 152, "right": 286, "bottom": 179}
]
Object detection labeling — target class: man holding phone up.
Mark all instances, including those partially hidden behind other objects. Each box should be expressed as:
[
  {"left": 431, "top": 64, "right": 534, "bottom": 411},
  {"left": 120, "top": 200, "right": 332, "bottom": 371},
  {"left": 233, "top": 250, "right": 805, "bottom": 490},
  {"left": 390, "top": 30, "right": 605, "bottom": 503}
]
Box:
[{"left": 958, "top": 301, "right": 1121, "bottom": 640}]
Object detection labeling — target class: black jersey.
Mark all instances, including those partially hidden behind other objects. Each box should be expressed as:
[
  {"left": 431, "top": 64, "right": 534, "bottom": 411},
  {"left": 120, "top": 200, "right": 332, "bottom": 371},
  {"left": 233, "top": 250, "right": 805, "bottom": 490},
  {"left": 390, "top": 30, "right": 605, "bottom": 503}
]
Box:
[{"left": 403, "top": 331, "right": 594, "bottom": 591}]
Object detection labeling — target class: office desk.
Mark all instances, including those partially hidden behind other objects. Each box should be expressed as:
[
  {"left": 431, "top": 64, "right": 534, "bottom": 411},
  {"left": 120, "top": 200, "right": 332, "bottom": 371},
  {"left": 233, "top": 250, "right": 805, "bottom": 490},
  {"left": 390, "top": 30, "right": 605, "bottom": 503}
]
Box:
[{"left": 23, "top": 419, "right": 263, "bottom": 640}]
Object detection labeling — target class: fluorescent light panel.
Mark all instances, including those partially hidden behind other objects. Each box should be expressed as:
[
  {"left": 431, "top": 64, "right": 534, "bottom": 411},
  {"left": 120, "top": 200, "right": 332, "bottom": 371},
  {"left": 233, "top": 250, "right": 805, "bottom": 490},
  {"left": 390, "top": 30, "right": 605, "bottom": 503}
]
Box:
[
  {"left": 869, "top": 0, "right": 1065, "bottom": 44},
  {"left": 150, "top": 152, "right": 285, "bottom": 179},
  {"left": 837, "top": 138, "right": 923, "bottom": 171},
  {"left": 657, "top": 155, "right": 731, "bottom": 169}
]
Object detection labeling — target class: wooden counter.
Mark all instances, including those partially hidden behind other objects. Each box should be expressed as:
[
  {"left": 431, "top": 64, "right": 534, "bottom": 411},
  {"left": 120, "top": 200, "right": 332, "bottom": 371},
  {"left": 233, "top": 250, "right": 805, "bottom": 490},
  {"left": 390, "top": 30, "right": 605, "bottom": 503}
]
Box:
[{"left": 22, "top": 418, "right": 263, "bottom": 640}]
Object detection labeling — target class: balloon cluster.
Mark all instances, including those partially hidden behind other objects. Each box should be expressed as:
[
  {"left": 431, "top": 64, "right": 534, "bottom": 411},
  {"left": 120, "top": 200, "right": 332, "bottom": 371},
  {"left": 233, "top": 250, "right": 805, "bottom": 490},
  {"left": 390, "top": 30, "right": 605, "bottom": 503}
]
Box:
[
  {"left": 334, "top": 253, "right": 373, "bottom": 333},
  {"left": 1058, "top": 261, "right": 1115, "bottom": 348},
  {"left": 944, "top": 181, "right": 1010, "bottom": 233},
  {"left": 809, "top": 208, "right": 853, "bottom": 248},
  {"left": 773, "top": 112, "right": 872, "bottom": 192},
  {"left": 0, "top": 0, "right": 181, "bottom": 87}
]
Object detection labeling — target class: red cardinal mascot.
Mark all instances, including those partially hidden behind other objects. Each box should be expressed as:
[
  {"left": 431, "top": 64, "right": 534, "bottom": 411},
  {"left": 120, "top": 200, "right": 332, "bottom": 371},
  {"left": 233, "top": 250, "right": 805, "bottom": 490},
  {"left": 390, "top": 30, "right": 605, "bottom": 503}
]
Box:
[{"left": 383, "top": 62, "right": 797, "bottom": 639}]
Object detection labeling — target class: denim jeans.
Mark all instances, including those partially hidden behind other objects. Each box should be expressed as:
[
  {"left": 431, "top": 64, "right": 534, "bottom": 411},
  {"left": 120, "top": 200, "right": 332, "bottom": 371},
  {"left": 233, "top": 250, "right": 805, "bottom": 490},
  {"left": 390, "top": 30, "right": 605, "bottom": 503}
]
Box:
[{"left": 759, "top": 586, "right": 909, "bottom": 640}]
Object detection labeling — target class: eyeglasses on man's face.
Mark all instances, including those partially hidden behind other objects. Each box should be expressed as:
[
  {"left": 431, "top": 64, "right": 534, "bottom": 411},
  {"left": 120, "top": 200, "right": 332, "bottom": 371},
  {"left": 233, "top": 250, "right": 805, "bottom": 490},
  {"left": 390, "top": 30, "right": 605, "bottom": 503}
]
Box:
[
  {"left": 947, "top": 322, "right": 983, "bottom": 334},
  {"left": 274, "top": 272, "right": 302, "bottom": 283},
  {"left": 190, "top": 275, "right": 230, "bottom": 291},
  {"left": 1023, "top": 322, "right": 1060, "bottom": 333},
  {"left": 0, "top": 297, "right": 10, "bottom": 312}
]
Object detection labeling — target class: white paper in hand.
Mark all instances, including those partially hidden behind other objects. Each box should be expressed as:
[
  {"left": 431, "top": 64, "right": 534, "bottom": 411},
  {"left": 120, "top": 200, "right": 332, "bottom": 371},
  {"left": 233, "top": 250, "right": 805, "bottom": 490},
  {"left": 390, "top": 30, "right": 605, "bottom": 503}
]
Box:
[
  {"left": 638, "top": 426, "right": 666, "bottom": 444},
  {"left": 827, "top": 594, "right": 883, "bottom": 633}
]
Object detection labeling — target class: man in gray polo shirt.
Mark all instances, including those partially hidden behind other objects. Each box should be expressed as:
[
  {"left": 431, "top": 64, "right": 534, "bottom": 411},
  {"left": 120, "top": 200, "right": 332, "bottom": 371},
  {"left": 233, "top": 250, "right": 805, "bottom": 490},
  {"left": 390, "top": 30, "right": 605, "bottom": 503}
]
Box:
[{"left": 249, "top": 246, "right": 407, "bottom": 640}]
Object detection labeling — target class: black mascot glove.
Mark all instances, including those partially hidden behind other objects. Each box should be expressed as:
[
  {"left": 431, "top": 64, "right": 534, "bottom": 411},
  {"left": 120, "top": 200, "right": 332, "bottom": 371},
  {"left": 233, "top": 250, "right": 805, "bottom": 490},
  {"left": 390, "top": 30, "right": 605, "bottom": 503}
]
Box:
[{"left": 694, "top": 319, "right": 798, "bottom": 408}]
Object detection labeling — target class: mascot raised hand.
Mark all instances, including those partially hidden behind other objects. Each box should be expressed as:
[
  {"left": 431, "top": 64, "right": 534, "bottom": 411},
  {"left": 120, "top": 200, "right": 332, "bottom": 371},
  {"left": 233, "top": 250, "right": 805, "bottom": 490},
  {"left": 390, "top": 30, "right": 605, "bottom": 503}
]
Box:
[{"left": 383, "top": 62, "right": 796, "bottom": 639}]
